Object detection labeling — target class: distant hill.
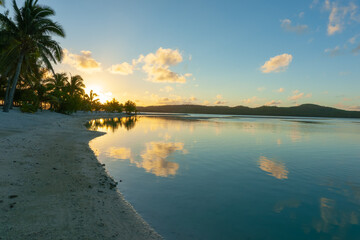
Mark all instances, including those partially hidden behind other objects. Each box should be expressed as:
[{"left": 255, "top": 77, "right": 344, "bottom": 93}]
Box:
[{"left": 137, "top": 104, "right": 360, "bottom": 118}]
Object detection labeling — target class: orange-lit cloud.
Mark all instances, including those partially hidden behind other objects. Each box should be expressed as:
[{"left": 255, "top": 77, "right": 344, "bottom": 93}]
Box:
[
  {"left": 108, "top": 62, "right": 134, "bottom": 75},
  {"left": 261, "top": 53, "right": 293, "bottom": 73},
  {"left": 63, "top": 49, "right": 101, "bottom": 72},
  {"left": 277, "top": 88, "right": 285, "bottom": 93},
  {"left": 154, "top": 94, "right": 198, "bottom": 105},
  {"left": 289, "top": 90, "right": 312, "bottom": 101},
  {"left": 140, "top": 48, "right": 189, "bottom": 83},
  {"left": 110, "top": 48, "right": 191, "bottom": 83},
  {"left": 242, "top": 96, "right": 259, "bottom": 104},
  {"left": 281, "top": 19, "right": 308, "bottom": 34},
  {"left": 142, "top": 47, "right": 183, "bottom": 66},
  {"left": 325, "top": 46, "right": 342, "bottom": 56},
  {"left": 214, "top": 100, "right": 227, "bottom": 105},
  {"left": 214, "top": 94, "right": 227, "bottom": 105},
  {"left": 290, "top": 92, "right": 304, "bottom": 101},
  {"left": 143, "top": 64, "right": 187, "bottom": 83},
  {"left": 265, "top": 100, "right": 282, "bottom": 106},
  {"left": 325, "top": 1, "right": 359, "bottom": 35}
]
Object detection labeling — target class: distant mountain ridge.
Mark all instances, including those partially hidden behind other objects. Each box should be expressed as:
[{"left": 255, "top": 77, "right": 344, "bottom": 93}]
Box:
[{"left": 137, "top": 104, "right": 360, "bottom": 118}]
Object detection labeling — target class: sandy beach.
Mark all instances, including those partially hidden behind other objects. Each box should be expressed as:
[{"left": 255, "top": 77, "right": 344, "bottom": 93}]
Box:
[{"left": 0, "top": 109, "right": 161, "bottom": 240}]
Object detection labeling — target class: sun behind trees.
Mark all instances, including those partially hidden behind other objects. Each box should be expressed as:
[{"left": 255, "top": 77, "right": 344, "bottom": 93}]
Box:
[{"left": 0, "top": 0, "right": 137, "bottom": 115}]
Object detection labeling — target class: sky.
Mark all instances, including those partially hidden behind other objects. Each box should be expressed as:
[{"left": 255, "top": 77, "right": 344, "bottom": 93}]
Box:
[{"left": 7, "top": 0, "right": 360, "bottom": 109}]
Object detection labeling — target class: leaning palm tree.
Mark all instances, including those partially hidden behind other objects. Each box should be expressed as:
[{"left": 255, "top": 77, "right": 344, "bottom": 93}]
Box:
[{"left": 0, "top": 0, "right": 65, "bottom": 112}]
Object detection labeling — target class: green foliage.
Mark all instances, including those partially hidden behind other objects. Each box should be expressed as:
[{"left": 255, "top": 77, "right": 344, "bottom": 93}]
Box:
[
  {"left": 20, "top": 102, "right": 37, "bottom": 113},
  {"left": 0, "top": 0, "right": 65, "bottom": 112},
  {"left": 103, "top": 98, "right": 123, "bottom": 113},
  {"left": 124, "top": 100, "right": 137, "bottom": 114}
]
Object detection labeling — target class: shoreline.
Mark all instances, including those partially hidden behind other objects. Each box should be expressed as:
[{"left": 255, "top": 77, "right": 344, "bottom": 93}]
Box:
[{"left": 0, "top": 109, "right": 162, "bottom": 239}]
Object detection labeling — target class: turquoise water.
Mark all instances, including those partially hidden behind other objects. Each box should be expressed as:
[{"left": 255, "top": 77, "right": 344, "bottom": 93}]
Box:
[{"left": 87, "top": 115, "right": 360, "bottom": 239}]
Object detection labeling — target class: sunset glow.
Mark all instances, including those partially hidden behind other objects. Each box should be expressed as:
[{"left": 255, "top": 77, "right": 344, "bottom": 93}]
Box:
[{"left": 42, "top": 1, "right": 360, "bottom": 110}]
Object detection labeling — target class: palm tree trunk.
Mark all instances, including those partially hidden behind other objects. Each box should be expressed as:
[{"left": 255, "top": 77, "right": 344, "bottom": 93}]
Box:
[
  {"left": 3, "top": 68, "right": 11, "bottom": 108},
  {"left": 3, "top": 53, "right": 24, "bottom": 112},
  {"left": 4, "top": 77, "right": 11, "bottom": 106}
]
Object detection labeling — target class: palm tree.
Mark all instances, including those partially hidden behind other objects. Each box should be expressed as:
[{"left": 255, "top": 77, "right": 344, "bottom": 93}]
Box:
[
  {"left": 67, "top": 75, "right": 85, "bottom": 97},
  {"left": 46, "top": 72, "right": 68, "bottom": 110},
  {"left": 0, "top": 0, "right": 65, "bottom": 112},
  {"left": 86, "top": 90, "right": 100, "bottom": 112},
  {"left": 46, "top": 72, "right": 68, "bottom": 92},
  {"left": 88, "top": 90, "right": 99, "bottom": 103}
]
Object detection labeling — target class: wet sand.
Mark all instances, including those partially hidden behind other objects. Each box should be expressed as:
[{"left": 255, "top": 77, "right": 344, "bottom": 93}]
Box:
[{"left": 0, "top": 109, "right": 161, "bottom": 240}]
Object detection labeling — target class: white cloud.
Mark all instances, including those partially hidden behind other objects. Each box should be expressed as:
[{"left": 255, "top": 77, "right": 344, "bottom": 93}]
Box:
[
  {"left": 261, "top": 54, "right": 293, "bottom": 73},
  {"left": 63, "top": 49, "right": 101, "bottom": 72},
  {"left": 108, "top": 62, "right": 134, "bottom": 75},
  {"left": 281, "top": 19, "right": 308, "bottom": 34},
  {"left": 277, "top": 88, "right": 285, "bottom": 93}
]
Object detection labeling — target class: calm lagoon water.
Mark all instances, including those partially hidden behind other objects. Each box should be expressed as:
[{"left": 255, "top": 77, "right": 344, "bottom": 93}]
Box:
[{"left": 87, "top": 115, "right": 360, "bottom": 239}]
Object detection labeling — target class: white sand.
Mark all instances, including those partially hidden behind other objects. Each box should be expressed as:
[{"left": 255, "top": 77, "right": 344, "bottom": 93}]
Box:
[{"left": 0, "top": 109, "right": 162, "bottom": 240}]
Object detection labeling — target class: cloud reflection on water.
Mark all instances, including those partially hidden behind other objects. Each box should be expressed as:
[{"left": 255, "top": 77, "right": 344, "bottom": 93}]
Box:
[
  {"left": 140, "top": 142, "right": 186, "bottom": 177},
  {"left": 109, "top": 147, "right": 131, "bottom": 160},
  {"left": 258, "top": 156, "right": 288, "bottom": 179},
  {"left": 107, "top": 141, "right": 187, "bottom": 177}
]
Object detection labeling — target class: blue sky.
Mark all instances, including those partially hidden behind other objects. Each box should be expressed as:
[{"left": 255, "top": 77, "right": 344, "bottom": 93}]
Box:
[{"left": 7, "top": 0, "right": 360, "bottom": 109}]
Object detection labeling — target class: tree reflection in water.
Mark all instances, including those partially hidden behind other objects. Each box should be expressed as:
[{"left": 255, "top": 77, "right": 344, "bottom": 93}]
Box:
[{"left": 86, "top": 116, "right": 139, "bottom": 132}]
